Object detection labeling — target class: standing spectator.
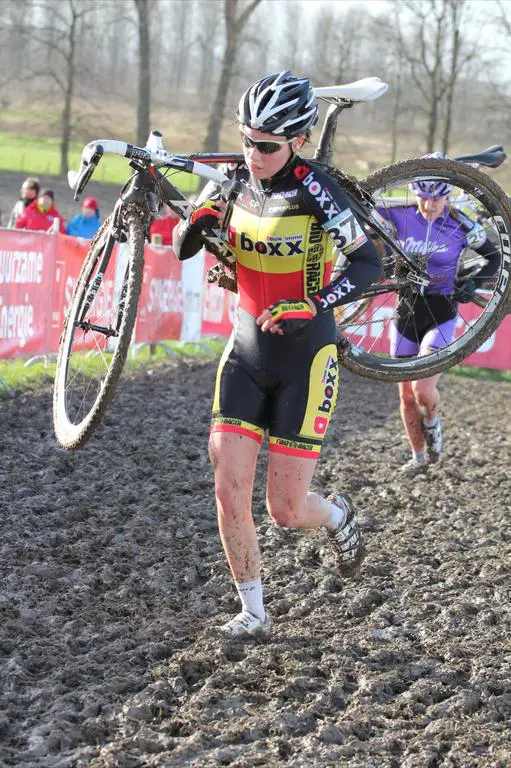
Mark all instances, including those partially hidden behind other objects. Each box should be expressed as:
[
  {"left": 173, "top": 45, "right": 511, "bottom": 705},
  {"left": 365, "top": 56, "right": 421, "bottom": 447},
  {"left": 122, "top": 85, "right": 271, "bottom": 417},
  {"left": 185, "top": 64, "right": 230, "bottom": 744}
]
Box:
[
  {"left": 7, "top": 177, "right": 40, "bottom": 228},
  {"left": 149, "top": 203, "right": 179, "bottom": 245},
  {"left": 15, "top": 189, "right": 65, "bottom": 233},
  {"left": 66, "top": 196, "right": 102, "bottom": 238}
]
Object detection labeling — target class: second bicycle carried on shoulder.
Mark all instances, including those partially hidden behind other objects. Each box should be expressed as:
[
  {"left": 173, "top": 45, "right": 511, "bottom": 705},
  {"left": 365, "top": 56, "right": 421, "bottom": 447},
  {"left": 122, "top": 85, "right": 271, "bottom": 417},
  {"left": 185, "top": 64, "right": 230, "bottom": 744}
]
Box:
[{"left": 53, "top": 76, "right": 511, "bottom": 449}]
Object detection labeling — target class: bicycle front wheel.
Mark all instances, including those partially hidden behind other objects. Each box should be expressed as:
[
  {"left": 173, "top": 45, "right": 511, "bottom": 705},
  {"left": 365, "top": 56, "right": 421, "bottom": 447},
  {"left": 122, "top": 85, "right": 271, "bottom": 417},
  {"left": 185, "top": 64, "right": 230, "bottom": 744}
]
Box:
[
  {"left": 53, "top": 206, "right": 145, "bottom": 449},
  {"left": 338, "top": 158, "right": 511, "bottom": 381}
]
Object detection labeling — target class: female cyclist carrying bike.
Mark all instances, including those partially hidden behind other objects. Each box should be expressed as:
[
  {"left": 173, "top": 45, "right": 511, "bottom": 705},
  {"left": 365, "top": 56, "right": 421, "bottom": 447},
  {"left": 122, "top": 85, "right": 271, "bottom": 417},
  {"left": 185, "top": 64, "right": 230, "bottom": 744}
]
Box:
[
  {"left": 173, "top": 70, "right": 383, "bottom": 639},
  {"left": 376, "top": 179, "right": 500, "bottom": 475}
]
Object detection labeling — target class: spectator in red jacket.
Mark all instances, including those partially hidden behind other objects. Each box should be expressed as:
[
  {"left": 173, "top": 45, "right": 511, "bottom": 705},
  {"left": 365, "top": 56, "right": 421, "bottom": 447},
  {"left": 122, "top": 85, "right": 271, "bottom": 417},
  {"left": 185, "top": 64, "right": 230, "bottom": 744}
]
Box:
[
  {"left": 15, "top": 189, "right": 65, "bottom": 233},
  {"left": 149, "top": 204, "right": 179, "bottom": 245},
  {"left": 7, "top": 176, "right": 40, "bottom": 228}
]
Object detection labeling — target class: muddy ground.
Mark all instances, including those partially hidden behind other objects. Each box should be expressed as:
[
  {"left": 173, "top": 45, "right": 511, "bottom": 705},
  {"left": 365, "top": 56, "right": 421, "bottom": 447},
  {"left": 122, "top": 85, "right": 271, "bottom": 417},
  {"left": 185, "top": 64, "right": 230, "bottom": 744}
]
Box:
[{"left": 1, "top": 360, "right": 510, "bottom": 768}]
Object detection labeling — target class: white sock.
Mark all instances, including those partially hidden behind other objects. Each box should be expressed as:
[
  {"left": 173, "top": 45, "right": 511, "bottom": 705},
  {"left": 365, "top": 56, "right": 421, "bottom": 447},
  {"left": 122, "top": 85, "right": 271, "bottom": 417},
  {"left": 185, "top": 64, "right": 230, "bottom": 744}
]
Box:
[
  {"left": 413, "top": 450, "right": 425, "bottom": 463},
  {"left": 423, "top": 416, "right": 439, "bottom": 429},
  {"left": 325, "top": 499, "right": 347, "bottom": 532},
  {"left": 235, "top": 578, "right": 265, "bottom": 621}
]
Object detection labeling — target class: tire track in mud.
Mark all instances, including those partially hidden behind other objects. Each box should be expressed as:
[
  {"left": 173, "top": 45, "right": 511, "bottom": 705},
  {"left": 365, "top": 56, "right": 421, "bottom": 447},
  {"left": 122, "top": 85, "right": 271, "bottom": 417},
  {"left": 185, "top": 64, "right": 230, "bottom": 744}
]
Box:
[{"left": 1, "top": 360, "right": 510, "bottom": 767}]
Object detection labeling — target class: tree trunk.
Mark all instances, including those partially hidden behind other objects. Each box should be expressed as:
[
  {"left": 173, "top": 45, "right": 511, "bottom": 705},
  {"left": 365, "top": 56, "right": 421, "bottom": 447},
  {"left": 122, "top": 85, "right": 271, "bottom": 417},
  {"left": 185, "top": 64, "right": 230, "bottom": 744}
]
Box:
[
  {"left": 442, "top": 1, "right": 463, "bottom": 154},
  {"left": 390, "top": 65, "right": 402, "bottom": 164},
  {"left": 135, "top": 0, "right": 151, "bottom": 147},
  {"left": 59, "top": 6, "right": 77, "bottom": 176},
  {"left": 171, "top": 0, "right": 188, "bottom": 107},
  {"left": 203, "top": 0, "right": 262, "bottom": 153},
  {"left": 203, "top": 34, "right": 237, "bottom": 152}
]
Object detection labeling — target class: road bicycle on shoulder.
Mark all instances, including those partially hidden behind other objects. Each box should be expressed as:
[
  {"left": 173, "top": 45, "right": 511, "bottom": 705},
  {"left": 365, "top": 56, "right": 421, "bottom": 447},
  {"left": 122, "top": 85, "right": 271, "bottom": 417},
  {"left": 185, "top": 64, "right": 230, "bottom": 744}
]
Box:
[{"left": 53, "top": 77, "right": 511, "bottom": 450}]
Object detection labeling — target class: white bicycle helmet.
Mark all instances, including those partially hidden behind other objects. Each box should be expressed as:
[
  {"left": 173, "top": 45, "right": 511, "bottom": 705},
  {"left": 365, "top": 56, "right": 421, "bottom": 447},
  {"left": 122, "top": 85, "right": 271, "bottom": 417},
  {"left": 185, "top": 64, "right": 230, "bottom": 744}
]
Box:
[{"left": 236, "top": 70, "right": 319, "bottom": 137}]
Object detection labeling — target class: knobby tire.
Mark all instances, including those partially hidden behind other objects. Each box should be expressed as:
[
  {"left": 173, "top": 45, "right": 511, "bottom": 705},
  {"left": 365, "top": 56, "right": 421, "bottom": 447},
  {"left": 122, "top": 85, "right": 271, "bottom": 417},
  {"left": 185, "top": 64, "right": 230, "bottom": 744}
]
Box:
[{"left": 53, "top": 207, "right": 145, "bottom": 449}]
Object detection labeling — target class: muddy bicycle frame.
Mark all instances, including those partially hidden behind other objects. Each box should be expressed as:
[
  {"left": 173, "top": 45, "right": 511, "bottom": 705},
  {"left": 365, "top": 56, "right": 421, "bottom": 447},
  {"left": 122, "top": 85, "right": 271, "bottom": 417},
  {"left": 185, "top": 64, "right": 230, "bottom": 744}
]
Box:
[
  {"left": 70, "top": 77, "right": 436, "bottom": 295},
  {"left": 70, "top": 73, "right": 507, "bottom": 318}
]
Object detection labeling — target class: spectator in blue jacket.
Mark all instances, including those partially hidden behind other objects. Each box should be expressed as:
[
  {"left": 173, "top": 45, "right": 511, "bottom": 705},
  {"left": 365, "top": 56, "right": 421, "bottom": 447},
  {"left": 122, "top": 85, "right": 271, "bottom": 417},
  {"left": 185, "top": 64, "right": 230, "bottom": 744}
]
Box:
[{"left": 66, "top": 196, "right": 101, "bottom": 238}]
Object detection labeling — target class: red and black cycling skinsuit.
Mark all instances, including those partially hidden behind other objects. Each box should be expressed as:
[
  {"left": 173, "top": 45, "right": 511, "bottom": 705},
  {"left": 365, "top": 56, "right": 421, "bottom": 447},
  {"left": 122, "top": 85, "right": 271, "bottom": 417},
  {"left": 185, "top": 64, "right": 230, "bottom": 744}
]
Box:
[{"left": 173, "top": 155, "right": 382, "bottom": 459}]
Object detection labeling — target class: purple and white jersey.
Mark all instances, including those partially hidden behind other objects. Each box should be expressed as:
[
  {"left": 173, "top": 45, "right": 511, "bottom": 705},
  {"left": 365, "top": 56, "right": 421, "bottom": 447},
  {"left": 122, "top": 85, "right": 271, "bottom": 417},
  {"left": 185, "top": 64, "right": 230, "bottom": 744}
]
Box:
[{"left": 376, "top": 205, "right": 487, "bottom": 295}]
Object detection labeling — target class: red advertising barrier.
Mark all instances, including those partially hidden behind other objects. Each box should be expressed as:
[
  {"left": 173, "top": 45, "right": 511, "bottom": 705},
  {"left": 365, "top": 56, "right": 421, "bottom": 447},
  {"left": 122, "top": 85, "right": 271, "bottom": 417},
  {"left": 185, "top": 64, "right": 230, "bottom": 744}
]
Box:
[
  {"left": 0, "top": 229, "right": 54, "bottom": 357},
  {"left": 201, "top": 251, "right": 237, "bottom": 339},
  {"left": 50, "top": 235, "right": 91, "bottom": 351},
  {"left": 0, "top": 229, "right": 510, "bottom": 371},
  {"left": 344, "top": 297, "right": 511, "bottom": 371},
  {"left": 135, "top": 244, "right": 184, "bottom": 343}
]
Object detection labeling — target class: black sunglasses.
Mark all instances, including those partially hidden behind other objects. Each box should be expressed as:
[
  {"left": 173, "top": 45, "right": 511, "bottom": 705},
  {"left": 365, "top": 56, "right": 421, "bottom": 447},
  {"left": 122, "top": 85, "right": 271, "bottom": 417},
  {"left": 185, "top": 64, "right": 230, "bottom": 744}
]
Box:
[{"left": 240, "top": 132, "right": 294, "bottom": 155}]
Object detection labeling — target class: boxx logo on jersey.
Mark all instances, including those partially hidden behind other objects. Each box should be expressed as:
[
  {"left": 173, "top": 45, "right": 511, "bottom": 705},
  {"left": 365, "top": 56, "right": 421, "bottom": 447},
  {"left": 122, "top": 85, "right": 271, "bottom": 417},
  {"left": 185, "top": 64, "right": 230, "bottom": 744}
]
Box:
[
  {"left": 315, "top": 277, "right": 357, "bottom": 309},
  {"left": 229, "top": 227, "right": 304, "bottom": 256},
  {"left": 314, "top": 354, "right": 338, "bottom": 434},
  {"left": 294, "top": 165, "right": 342, "bottom": 219}
]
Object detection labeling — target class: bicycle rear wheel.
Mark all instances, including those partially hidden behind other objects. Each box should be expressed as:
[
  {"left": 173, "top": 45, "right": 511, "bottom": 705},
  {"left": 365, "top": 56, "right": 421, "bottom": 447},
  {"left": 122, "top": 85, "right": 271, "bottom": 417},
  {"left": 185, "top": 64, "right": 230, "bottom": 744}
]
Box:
[
  {"left": 53, "top": 206, "right": 145, "bottom": 449},
  {"left": 338, "top": 158, "right": 511, "bottom": 381}
]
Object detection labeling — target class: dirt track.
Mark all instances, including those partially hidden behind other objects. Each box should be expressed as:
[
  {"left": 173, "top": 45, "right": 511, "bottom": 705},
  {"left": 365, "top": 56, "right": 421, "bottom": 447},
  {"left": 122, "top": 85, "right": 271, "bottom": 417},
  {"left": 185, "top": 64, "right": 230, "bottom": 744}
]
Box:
[{"left": 1, "top": 361, "right": 510, "bottom": 767}]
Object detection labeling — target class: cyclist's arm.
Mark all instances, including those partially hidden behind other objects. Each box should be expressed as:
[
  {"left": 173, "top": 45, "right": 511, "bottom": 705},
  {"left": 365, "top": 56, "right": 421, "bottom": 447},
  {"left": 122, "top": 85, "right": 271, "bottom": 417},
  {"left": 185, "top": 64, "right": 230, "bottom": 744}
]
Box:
[
  {"left": 298, "top": 170, "right": 383, "bottom": 311},
  {"left": 471, "top": 237, "right": 501, "bottom": 281},
  {"left": 460, "top": 216, "right": 501, "bottom": 282},
  {"left": 172, "top": 180, "right": 223, "bottom": 261}
]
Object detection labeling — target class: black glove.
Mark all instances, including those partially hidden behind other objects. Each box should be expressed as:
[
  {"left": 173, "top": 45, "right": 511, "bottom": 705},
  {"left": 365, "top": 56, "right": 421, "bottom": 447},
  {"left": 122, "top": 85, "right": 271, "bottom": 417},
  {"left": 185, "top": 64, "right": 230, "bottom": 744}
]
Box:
[
  {"left": 268, "top": 299, "right": 316, "bottom": 334},
  {"left": 189, "top": 205, "right": 221, "bottom": 231},
  {"left": 453, "top": 278, "right": 477, "bottom": 303}
]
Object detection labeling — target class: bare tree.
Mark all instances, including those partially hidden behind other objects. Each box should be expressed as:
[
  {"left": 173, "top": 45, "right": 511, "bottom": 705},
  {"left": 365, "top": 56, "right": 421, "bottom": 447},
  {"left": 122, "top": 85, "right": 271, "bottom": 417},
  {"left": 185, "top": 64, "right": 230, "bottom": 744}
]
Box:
[
  {"left": 397, "top": 0, "right": 450, "bottom": 152},
  {"left": 26, "top": 0, "right": 97, "bottom": 175},
  {"left": 203, "top": 0, "right": 262, "bottom": 152},
  {"left": 196, "top": 0, "right": 219, "bottom": 108},
  {"left": 441, "top": 0, "right": 475, "bottom": 153},
  {"left": 134, "top": 0, "right": 151, "bottom": 146},
  {"left": 396, "top": 0, "right": 477, "bottom": 154}
]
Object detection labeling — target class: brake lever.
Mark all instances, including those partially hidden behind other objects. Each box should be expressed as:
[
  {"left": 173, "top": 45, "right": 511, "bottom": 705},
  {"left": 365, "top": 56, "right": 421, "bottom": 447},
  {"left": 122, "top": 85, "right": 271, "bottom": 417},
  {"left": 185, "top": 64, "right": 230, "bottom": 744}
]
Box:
[
  {"left": 219, "top": 179, "right": 242, "bottom": 240},
  {"left": 70, "top": 144, "right": 104, "bottom": 201}
]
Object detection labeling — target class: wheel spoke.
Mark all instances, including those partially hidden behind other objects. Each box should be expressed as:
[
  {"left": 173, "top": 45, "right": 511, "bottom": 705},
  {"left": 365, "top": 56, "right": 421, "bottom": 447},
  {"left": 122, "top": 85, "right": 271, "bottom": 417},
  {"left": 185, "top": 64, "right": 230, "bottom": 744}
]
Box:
[{"left": 341, "top": 157, "right": 511, "bottom": 380}]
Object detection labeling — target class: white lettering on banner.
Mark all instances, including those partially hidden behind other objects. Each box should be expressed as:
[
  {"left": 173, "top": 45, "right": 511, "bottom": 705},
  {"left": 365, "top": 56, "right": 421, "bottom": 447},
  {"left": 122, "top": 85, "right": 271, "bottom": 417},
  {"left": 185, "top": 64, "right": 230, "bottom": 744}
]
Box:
[
  {"left": 0, "top": 294, "right": 34, "bottom": 347},
  {"left": 0, "top": 250, "right": 44, "bottom": 284},
  {"left": 147, "top": 279, "right": 183, "bottom": 314}
]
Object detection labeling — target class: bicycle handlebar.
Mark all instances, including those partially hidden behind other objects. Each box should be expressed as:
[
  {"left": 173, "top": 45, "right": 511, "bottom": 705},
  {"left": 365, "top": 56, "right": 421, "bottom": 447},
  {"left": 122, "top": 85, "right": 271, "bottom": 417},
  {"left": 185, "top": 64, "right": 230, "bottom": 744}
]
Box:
[{"left": 69, "top": 132, "right": 231, "bottom": 201}]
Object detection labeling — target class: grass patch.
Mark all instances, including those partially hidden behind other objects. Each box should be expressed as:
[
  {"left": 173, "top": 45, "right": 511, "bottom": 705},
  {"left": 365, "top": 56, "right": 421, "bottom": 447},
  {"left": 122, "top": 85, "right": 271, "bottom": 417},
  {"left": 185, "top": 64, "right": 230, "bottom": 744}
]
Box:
[
  {"left": 0, "top": 337, "right": 226, "bottom": 394},
  {"left": 0, "top": 131, "right": 200, "bottom": 192},
  {"left": 448, "top": 365, "right": 511, "bottom": 383}
]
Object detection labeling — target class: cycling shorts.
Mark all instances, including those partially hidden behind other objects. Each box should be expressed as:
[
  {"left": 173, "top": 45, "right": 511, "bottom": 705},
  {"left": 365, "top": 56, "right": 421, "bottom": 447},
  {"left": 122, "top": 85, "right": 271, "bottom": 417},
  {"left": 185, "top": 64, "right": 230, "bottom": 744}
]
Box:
[
  {"left": 210, "top": 308, "right": 339, "bottom": 459},
  {"left": 391, "top": 293, "right": 457, "bottom": 357}
]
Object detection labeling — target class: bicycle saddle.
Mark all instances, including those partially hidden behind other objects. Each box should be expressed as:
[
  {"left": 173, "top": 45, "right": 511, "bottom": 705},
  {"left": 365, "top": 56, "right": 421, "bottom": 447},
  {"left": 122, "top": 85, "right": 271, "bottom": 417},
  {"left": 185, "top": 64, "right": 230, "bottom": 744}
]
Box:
[
  {"left": 314, "top": 77, "right": 389, "bottom": 103},
  {"left": 455, "top": 145, "right": 506, "bottom": 168}
]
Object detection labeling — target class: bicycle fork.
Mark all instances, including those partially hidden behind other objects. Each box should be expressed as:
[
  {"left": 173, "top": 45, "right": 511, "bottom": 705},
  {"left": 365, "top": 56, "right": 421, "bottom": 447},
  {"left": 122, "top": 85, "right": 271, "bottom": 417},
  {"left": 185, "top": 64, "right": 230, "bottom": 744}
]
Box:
[{"left": 75, "top": 209, "right": 124, "bottom": 336}]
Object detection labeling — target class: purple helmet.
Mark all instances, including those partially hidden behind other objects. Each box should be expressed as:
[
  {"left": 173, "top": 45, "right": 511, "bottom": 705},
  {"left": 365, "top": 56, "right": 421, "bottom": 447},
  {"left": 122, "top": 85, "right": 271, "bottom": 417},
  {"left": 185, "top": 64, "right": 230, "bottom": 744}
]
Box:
[{"left": 410, "top": 180, "right": 453, "bottom": 198}]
